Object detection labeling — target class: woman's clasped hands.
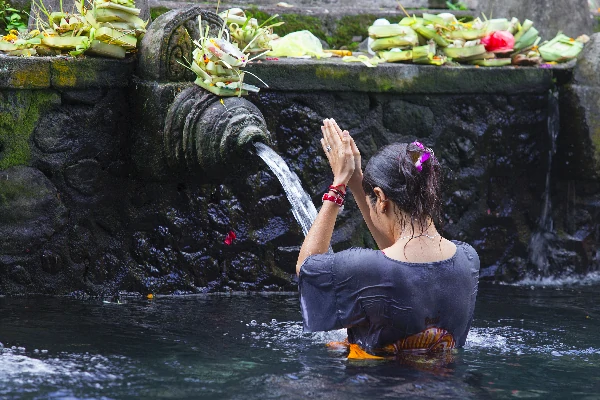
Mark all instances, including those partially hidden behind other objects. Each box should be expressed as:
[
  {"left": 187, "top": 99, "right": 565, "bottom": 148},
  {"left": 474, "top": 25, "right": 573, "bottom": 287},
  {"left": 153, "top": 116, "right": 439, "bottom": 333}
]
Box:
[{"left": 320, "top": 118, "right": 361, "bottom": 188}]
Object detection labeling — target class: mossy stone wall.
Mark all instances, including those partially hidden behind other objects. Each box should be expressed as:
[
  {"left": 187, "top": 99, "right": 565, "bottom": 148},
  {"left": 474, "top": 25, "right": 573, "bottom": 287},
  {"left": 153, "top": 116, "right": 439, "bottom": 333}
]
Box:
[{"left": 0, "top": 91, "right": 60, "bottom": 169}]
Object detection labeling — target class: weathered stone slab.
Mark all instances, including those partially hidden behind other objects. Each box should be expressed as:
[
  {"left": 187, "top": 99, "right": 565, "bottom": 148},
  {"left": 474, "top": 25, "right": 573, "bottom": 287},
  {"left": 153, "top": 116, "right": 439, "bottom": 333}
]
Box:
[
  {"left": 558, "top": 84, "right": 600, "bottom": 180},
  {"left": 0, "top": 57, "right": 51, "bottom": 89},
  {"left": 557, "top": 33, "right": 600, "bottom": 181},
  {"left": 0, "top": 166, "right": 67, "bottom": 255},
  {"left": 50, "top": 57, "right": 135, "bottom": 89},
  {"left": 476, "top": 0, "right": 594, "bottom": 40},
  {"left": 244, "top": 58, "right": 554, "bottom": 94},
  {"left": 151, "top": 0, "right": 478, "bottom": 13},
  {"left": 0, "top": 90, "right": 61, "bottom": 170},
  {"left": 0, "top": 56, "right": 135, "bottom": 90},
  {"left": 65, "top": 159, "right": 103, "bottom": 195},
  {"left": 138, "top": 7, "right": 224, "bottom": 82},
  {"left": 574, "top": 33, "right": 600, "bottom": 86}
]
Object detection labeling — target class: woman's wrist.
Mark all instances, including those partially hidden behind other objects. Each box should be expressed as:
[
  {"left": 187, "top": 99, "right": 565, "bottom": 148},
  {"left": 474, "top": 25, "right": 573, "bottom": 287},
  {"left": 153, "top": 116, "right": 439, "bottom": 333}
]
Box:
[
  {"left": 348, "top": 172, "right": 364, "bottom": 190},
  {"left": 332, "top": 179, "right": 349, "bottom": 187}
]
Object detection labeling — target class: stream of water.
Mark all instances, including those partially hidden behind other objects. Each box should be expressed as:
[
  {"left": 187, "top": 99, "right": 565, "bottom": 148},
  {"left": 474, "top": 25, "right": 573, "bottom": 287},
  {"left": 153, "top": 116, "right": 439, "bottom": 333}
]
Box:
[
  {"left": 253, "top": 142, "right": 318, "bottom": 237},
  {"left": 1, "top": 282, "right": 599, "bottom": 399},
  {"left": 528, "top": 90, "right": 560, "bottom": 275}
]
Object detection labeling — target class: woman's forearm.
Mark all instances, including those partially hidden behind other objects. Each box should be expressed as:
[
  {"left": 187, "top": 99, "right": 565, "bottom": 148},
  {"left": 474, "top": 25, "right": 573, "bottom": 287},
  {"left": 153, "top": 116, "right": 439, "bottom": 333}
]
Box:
[
  {"left": 296, "top": 201, "right": 340, "bottom": 275},
  {"left": 348, "top": 173, "right": 394, "bottom": 249}
]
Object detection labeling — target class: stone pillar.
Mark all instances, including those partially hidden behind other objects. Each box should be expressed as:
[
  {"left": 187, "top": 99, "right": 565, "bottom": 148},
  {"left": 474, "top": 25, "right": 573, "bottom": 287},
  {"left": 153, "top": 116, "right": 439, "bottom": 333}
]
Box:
[
  {"left": 476, "top": 0, "right": 593, "bottom": 40},
  {"left": 557, "top": 33, "right": 600, "bottom": 180},
  {"left": 549, "top": 33, "right": 600, "bottom": 276}
]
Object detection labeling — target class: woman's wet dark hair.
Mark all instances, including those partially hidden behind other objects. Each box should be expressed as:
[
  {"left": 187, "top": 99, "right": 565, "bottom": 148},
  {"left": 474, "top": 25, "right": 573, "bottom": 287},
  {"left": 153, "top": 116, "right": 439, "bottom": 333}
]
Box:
[{"left": 362, "top": 142, "right": 442, "bottom": 233}]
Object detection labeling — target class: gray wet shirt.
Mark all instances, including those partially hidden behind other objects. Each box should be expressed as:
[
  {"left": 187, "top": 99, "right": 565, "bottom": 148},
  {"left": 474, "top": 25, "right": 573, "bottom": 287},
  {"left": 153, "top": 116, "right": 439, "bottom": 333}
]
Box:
[{"left": 298, "top": 241, "right": 480, "bottom": 352}]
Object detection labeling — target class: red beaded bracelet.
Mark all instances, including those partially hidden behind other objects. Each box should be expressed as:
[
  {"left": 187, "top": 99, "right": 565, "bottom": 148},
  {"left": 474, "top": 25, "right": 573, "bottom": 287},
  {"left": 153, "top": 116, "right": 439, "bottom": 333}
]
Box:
[
  {"left": 322, "top": 193, "right": 344, "bottom": 206},
  {"left": 329, "top": 184, "right": 346, "bottom": 195},
  {"left": 328, "top": 188, "right": 346, "bottom": 198}
]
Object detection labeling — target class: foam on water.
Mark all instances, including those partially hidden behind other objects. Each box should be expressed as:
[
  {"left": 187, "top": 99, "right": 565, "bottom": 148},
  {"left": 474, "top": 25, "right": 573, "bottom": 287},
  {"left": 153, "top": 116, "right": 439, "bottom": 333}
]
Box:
[
  {"left": 511, "top": 271, "right": 600, "bottom": 287},
  {"left": 465, "top": 327, "right": 600, "bottom": 358},
  {"left": 241, "top": 317, "right": 600, "bottom": 361},
  {"left": 243, "top": 318, "right": 346, "bottom": 353},
  {"left": 0, "top": 346, "right": 125, "bottom": 397}
]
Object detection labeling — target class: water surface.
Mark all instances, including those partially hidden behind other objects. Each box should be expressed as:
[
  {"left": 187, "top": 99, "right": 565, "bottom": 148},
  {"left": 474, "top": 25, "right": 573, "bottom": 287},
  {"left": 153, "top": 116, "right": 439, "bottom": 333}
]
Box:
[{"left": 1, "top": 282, "right": 599, "bottom": 399}]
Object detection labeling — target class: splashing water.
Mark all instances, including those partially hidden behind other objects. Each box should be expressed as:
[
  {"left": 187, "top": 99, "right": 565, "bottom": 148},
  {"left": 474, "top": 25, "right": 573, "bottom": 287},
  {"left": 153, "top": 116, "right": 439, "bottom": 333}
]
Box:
[{"left": 254, "top": 142, "right": 318, "bottom": 236}]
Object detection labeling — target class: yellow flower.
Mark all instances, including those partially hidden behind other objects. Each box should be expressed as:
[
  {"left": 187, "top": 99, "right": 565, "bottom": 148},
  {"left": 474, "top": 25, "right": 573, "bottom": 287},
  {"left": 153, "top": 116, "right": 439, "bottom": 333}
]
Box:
[{"left": 2, "top": 33, "right": 18, "bottom": 42}]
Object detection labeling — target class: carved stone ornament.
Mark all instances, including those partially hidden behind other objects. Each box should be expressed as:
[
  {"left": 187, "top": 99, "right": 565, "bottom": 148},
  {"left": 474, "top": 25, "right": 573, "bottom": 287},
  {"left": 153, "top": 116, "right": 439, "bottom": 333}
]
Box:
[
  {"left": 164, "top": 86, "right": 272, "bottom": 175},
  {"left": 138, "top": 7, "right": 227, "bottom": 82}
]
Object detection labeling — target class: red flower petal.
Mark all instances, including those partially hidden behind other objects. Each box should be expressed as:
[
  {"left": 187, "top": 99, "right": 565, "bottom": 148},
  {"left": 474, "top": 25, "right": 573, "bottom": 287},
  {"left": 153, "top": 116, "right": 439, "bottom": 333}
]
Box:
[
  {"left": 224, "top": 230, "right": 236, "bottom": 245},
  {"left": 481, "top": 31, "right": 515, "bottom": 53}
]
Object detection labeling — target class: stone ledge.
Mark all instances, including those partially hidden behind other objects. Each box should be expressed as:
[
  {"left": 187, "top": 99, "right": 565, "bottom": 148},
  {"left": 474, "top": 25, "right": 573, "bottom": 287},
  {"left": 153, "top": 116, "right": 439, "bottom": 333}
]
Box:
[
  {"left": 150, "top": 1, "right": 475, "bottom": 18},
  {"left": 244, "top": 57, "right": 556, "bottom": 94},
  {"left": 0, "top": 57, "right": 51, "bottom": 89},
  {"left": 0, "top": 56, "right": 136, "bottom": 90}
]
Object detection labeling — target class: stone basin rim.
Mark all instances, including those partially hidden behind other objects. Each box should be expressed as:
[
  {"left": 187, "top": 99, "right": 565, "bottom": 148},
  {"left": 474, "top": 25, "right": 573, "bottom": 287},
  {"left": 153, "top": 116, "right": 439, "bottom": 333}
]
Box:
[
  {"left": 0, "top": 52, "right": 565, "bottom": 93},
  {"left": 243, "top": 57, "right": 560, "bottom": 94},
  {"left": 0, "top": 55, "right": 135, "bottom": 90}
]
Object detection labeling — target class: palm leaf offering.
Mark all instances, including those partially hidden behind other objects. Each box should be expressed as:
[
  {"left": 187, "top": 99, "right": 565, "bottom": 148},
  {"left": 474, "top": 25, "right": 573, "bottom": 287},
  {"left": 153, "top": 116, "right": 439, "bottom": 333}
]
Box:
[
  {"left": 181, "top": 13, "right": 264, "bottom": 97},
  {"left": 538, "top": 33, "right": 587, "bottom": 63},
  {"left": 0, "top": 0, "right": 147, "bottom": 58},
  {"left": 368, "top": 12, "right": 588, "bottom": 67},
  {"left": 218, "top": 7, "right": 283, "bottom": 58}
]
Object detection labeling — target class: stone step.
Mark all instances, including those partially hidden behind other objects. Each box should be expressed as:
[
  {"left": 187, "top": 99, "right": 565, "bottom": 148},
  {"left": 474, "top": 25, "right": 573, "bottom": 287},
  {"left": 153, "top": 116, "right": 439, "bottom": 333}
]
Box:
[
  {"left": 149, "top": 0, "right": 475, "bottom": 19},
  {"left": 151, "top": 0, "right": 478, "bottom": 12}
]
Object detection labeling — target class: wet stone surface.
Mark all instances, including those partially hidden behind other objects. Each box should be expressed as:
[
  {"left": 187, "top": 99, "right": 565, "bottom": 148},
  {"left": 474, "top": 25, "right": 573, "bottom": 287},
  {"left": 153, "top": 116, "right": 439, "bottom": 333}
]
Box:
[{"left": 1, "top": 75, "right": 599, "bottom": 295}]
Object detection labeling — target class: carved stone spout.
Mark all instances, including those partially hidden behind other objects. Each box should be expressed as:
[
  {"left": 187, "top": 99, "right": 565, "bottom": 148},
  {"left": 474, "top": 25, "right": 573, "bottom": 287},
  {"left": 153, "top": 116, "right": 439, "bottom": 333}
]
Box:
[
  {"left": 164, "top": 86, "right": 271, "bottom": 176},
  {"left": 133, "top": 6, "right": 272, "bottom": 180}
]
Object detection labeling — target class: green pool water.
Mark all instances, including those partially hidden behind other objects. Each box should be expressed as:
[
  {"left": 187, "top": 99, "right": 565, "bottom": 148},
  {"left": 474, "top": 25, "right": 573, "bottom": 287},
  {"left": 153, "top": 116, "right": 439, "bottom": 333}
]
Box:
[{"left": 1, "top": 279, "right": 599, "bottom": 399}]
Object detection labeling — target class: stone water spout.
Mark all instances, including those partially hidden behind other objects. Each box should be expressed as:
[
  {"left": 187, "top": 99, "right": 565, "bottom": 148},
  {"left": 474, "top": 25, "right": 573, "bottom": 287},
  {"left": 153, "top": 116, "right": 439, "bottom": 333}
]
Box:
[
  {"left": 163, "top": 86, "right": 269, "bottom": 176},
  {"left": 133, "top": 7, "right": 271, "bottom": 179}
]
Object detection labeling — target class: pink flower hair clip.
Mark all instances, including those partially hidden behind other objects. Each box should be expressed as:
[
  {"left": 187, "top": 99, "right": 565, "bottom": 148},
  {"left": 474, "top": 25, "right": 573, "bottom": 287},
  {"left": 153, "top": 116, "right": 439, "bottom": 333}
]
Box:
[{"left": 411, "top": 141, "right": 433, "bottom": 172}]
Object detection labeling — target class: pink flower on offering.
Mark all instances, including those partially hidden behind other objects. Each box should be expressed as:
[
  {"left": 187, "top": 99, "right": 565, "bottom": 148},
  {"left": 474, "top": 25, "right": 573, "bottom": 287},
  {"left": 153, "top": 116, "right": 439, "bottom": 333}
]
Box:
[
  {"left": 224, "top": 230, "right": 237, "bottom": 245},
  {"left": 481, "top": 31, "right": 515, "bottom": 53}
]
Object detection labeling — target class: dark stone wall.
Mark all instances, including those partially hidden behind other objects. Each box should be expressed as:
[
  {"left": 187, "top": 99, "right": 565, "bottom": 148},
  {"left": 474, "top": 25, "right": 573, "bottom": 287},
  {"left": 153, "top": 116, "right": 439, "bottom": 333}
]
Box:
[
  {"left": 249, "top": 90, "right": 556, "bottom": 281},
  {"left": 1, "top": 55, "right": 599, "bottom": 296},
  {"left": 2, "top": 84, "right": 599, "bottom": 296}
]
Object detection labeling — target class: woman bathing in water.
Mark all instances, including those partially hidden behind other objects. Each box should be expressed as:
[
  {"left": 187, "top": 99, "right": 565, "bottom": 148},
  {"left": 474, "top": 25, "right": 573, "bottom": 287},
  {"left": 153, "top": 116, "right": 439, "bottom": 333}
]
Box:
[{"left": 296, "top": 119, "right": 480, "bottom": 359}]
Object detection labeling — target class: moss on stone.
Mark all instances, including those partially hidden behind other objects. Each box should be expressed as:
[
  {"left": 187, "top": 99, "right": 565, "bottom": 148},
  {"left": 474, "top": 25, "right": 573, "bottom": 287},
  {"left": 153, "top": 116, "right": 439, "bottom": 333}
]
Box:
[
  {"left": 245, "top": 9, "right": 380, "bottom": 50},
  {"left": 315, "top": 65, "right": 349, "bottom": 80},
  {"left": 330, "top": 14, "right": 378, "bottom": 50},
  {"left": 246, "top": 8, "right": 329, "bottom": 44},
  {"left": 592, "top": 125, "right": 600, "bottom": 165},
  {"left": 0, "top": 179, "right": 38, "bottom": 207},
  {"left": 0, "top": 90, "right": 60, "bottom": 170},
  {"left": 150, "top": 6, "right": 171, "bottom": 21},
  {"left": 10, "top": 66, "right": 49, "bottom": 88}
]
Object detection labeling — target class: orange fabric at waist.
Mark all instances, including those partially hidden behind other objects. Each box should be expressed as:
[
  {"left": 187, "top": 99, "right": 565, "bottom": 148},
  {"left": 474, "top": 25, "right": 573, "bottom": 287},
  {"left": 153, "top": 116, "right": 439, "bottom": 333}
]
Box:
[{"left": 327, "top": 327, "right": 456, "bottom": 360}]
